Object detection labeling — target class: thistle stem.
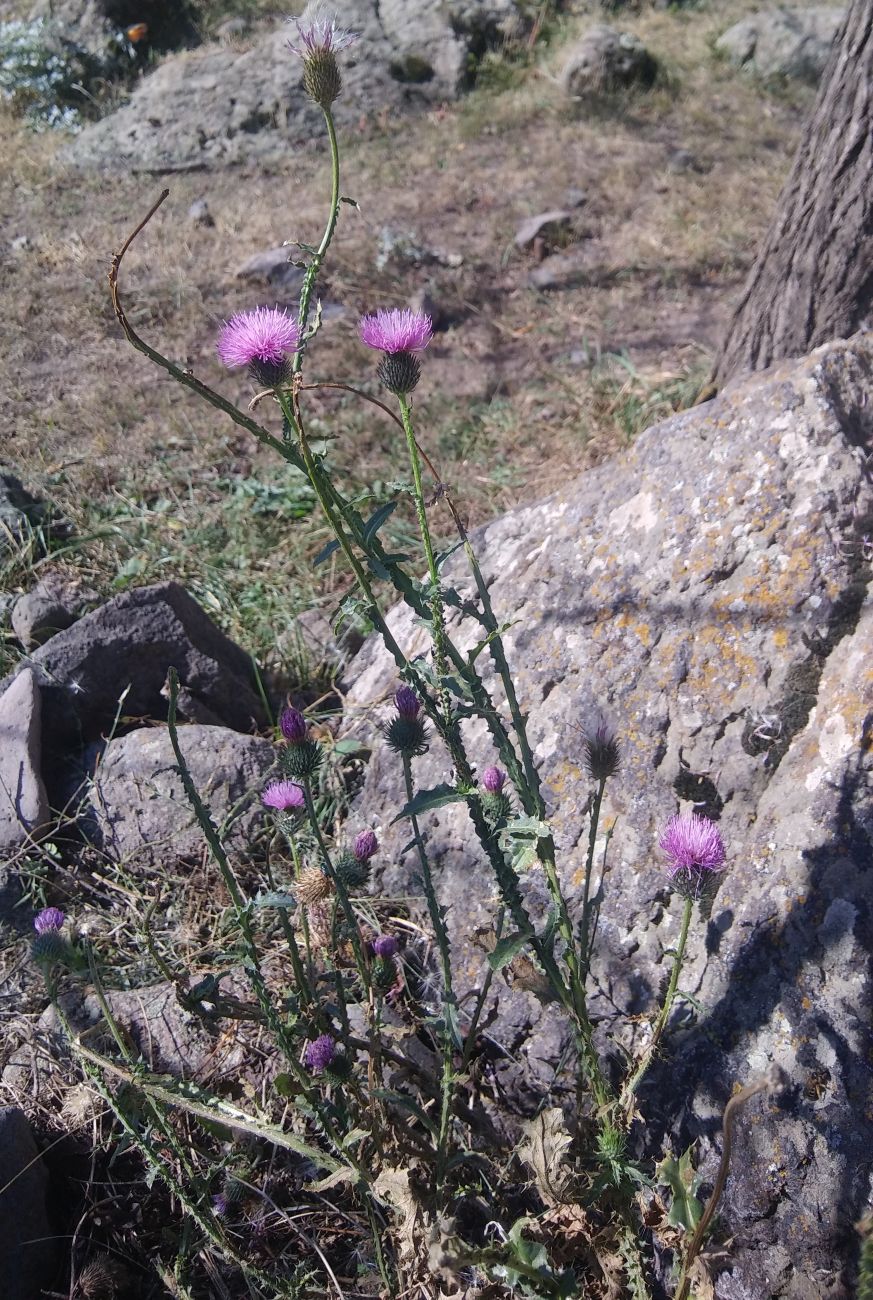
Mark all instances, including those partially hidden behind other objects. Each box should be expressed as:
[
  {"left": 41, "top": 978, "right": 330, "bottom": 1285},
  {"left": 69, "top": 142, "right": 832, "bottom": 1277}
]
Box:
[
  {"left": 620, "top": 895, "right": 694, "bottom": 1122},
  {"left": 294, "top": 105, "right": 341, "bottom": 372}
]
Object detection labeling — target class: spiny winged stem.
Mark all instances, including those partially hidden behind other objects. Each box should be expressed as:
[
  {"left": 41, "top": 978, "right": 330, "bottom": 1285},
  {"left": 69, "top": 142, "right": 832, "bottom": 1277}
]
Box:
[
  {"left": 580, "top": 776, "right": 607, "bottom": 971},
  {"left": 402, "top": 751, "right": 457, "bottom": 1198},
  {"left": 619, "top": 894, "right": 694, "bottom": 1122},
  {"left": 397, "top": 393, "right": 452, "bottom": 726},
  {"left": 293, "top": 105, "right": 341, "bottom": 375},
  {"left": 165, "top": 670, "right": 360, "bottom": 1170},
  {"left": 299, "top": 778, "right": 371, "bottom": 994}
]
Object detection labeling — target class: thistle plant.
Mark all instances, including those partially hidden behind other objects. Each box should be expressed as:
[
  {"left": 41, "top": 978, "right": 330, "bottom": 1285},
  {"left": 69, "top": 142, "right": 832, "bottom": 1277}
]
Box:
[{"left": 31, "top": 14, "right": 767, "bottom": 1297}]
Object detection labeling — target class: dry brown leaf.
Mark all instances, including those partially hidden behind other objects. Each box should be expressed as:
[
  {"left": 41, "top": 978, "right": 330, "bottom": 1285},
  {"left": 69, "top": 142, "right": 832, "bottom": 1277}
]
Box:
[{"left": 518, "top": 1107, "right": 576, "bottom": 1206}]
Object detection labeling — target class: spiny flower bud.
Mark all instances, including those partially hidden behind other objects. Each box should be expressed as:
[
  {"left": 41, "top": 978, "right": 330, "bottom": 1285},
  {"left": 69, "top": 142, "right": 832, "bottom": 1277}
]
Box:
[
  {"left": 280, "top": 707, "right": 308, "bottom": 743},
  {"left": 372, "top": 934, "right": 398, "bottom": 958},
  {"left": 354, "top": 829, "right": 378, "bottom": 862},
  {"left": 481, "top": 766, "right": 505, "bottom": 794},
  {"left": 332, "top": 850, "right": 370, "bottom": 890},
  {"left": 584, "top": 720, "right": 621, "bottom": 782},
  {"left": 395, "top": 685, "right": 421, "bottom": 719},
  {"left": 377, "top": 351, "right": 421, "bottom": 396},
  {"left": 31, "top": 929, "right": 70, "bottom": 966},
  {"left": 294, "top": 865, "right": 334, "bottom": 906},
  {"left": 371, "top": 954, "right": 398, "bottom": 995}
]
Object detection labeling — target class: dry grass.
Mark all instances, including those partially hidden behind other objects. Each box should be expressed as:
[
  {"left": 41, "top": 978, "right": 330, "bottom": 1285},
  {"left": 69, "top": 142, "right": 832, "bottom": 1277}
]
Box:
[{"left": 0, "top": 0, "right": 815, "bottom": 665}]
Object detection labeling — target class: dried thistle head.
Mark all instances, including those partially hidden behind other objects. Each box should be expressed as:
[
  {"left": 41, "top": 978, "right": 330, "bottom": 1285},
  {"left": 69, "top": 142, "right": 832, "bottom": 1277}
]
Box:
[
  {"left": 75, "top": 1253, "right": 119, "bottom": 1300},
  {"left": 294, "top": 865, "right": 334, "bottom": 906},
  {"left": 61, "top": 1083, "right": 99, "bottom": 1126}
]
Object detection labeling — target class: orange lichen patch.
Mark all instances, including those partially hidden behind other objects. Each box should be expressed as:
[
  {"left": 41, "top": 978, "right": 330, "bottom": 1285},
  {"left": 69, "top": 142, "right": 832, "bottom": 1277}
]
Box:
[
  {"left": 547, "top": 759, "right": 585, "bottom": 801},
  {"left": 684, "top": 623, "right": 761, "bottom": 698},
  {"left": 772, "top": 627, "right": 789, "bottom": 649}
]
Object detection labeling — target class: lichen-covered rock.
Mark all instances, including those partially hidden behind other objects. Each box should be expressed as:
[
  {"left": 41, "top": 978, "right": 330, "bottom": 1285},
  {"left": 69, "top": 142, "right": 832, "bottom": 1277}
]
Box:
[
  {"left": 715, "top": 7, "right": 845, "bottom": 83},
  {"left": 88, "top": 724, "right": 277, "bottom": 867},
  {"left": 560, "top": 24, "right": 658, "bottom": 98},
  {"left": 67, "top": 0, "right": 530, "bottom": 170},
  {"left": 0, "top": 668, "right": 51, "bottom": 862},
  {"left": 345, "top": 335, "right": 873, "bottom": 1293}
]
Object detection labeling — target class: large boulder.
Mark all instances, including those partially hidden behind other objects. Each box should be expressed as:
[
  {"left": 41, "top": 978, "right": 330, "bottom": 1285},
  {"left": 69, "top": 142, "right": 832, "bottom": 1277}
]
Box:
[
  {"left": 0, "top": 582, "right": 269, "bottom": 767},
  {"left": 715, "top": 7, "right": 845, "bottom": 83},
  {"left": 345, "top": 335, "right": 873, "bottom": 1294},
  {"left": 560, "top": 24, "right": 658, "bottom": 98},
  {"left": 66, "top": 0, "right": 529, "bottom": 170},
  {"left": 0, "top": 1107, "right": 55, "bottom": 1300},
  {"left": 0, "top": 669, "right": 51, "bottom": 863},
  {"left": 87, "top": 724, "right": 276, "bottom": 866}
]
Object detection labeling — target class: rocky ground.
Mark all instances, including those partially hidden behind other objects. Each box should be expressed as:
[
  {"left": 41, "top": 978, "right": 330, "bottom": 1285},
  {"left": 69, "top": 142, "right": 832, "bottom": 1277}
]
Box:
[{"left": 0, "top": 2, "right": 865, "bottom": 1299}]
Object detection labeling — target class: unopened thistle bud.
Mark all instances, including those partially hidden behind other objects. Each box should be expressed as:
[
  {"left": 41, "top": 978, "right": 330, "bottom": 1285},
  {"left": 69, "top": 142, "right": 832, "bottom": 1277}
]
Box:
[
  {"left": 354, "top": 829, "right": 378, "bottom": 862},
  {"left": 384, "top": 684, "right": 428, "bottom": 757},
  {"left": 279, "top": 707, "right": 322, "bottom": 779},
  {"left": 480, "top": 766, "right": 512, "bottom": 822},
  {"left": 371, "top": 953, "right": 398, "bottom": 994},
  {"left": 332, "top": 849, "right": 370, "bottom": 890},
  {"left": 584, "top": 720, "right": 621, "bottom": 782}
]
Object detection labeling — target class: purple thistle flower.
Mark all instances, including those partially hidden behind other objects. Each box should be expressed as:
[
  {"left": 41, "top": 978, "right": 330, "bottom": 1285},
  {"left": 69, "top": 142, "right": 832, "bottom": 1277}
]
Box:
[
  {"left": 481, "top": 766, "right": 506, "bottom": 795},
  {"left": 359, "top": 309, "right": 433, "bottom": 356},
  {"left": 304, "top": 1033, "right": 337, "bottom": 1073},
  {"left": 395, "top": 685, "right": 421, "bottom": 719},
  {"left": 372, "top": 935, "right": 398, "bottom": 958},
  {"left": 280, "top": 706, "right": 308, "bottom": 744},
  {"left": 262, "top": 780, "right": 306, "bottom": 812},
  {"left": 354, "top": 829, "right": 378, "bottom": 862},
  {"left": 287, "top": 12, "right": 359, "bottom": 58},
  {"left": 212, "top": 1193, "right": 229, "bottom": 1218},
  {"left": 659, "top": 814, "right": 726, "bottom": 878},
  {"left": 33, "top": 907, "right": 65, "bottom": 934},
  {"left": 217, "top": 307, "right": 300, "bottom": 371}
]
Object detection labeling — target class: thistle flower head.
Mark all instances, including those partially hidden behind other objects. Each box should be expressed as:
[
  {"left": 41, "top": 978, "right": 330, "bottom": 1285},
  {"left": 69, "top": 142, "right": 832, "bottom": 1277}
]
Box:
[
  {"left": 287, "top": 9, "right": 358, "bottom": 106},
  {"left": 395, "top": 685, "right": 421, "bottom": 719},
  {"left": 287, "top": 11, "right": 358, "bottom": 58},
  {"left": 34, "top": 907, "right": 65, "bottom": 934},
  {"left": 660, "top": 813, "right": 727, "bottom": 899},
  {"left": 359, "top": 309, "right": 433, "bottom": 355},
  {"left": 280, "top": 706, "right": 308, "bottom": 743},
  {"left": 372, "top": 934, "right": 398, "bottom": 958},
  {"left": 294, "top": 865, "right": 334, "bottom": 906},
  {"left": 354, "top": 829, "right": 378, "bottom": 862},
  {"left": 304, "top": 1032, "right": 337, "bottom": 1073},
  {"left": 583, "top": 719, "right": 621, "bottom": 782},
  {"left": 481, "top": 766, "right": 505, "bottom": 794},
  {"left": 217, "top": 307, "right": 300, "bottom": 387},
  {"left": 262, "top": 779, "right": 306, "bottom": 812}
]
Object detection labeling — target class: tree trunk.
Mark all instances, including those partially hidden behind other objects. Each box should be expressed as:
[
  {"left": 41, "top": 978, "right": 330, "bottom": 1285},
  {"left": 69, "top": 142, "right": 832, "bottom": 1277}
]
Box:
[{"left": 713, "top": 0, "right": 873, "bottom": 387}]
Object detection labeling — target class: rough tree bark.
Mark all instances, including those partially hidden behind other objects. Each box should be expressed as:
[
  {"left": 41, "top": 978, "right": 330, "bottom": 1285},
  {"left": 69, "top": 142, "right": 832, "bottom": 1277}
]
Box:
[{"left": 714, "top": 0, "right": 873, "bottom": 386}]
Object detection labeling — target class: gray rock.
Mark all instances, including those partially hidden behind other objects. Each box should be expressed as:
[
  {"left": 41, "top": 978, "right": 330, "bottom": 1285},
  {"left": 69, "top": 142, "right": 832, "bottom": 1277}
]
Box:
[
  {"left": 527, "top": 247, "right": 591, "bottom": 290},
  {"left": 0, "top": 582, "right": 269, "bottom": 761},
  {"left": 0, "top": 468, "right": 45, "bottom": 548},
  {"left": 0, "top": 1107, "right": 54, "bottom": 1300},
  {"left": 715, "top": 7, "right": 845, "bottom": 82},
  {"left": 236, "top": 246, "right": 305, "bottom": 293},
  {"left": 3, "top": 979, "right": 246, "bottom": 1095},
  {"left": 514, "top": 210, "right": 574, "bottom": 250},
  {"left": 187, "top": 197, "right": 214, "bottom": 227},
  {"left": 560, "top": 25, "right": 658, "bottom": 98},
  {"left": 88, "top": 724, "right": 276, "bottom": 867},
  {"left": 0, "top": 668, "right": 51, "bottom": 859},
  {"left": 345, "top": 335, "right": 873, "bottom": 1286},
  {"left": 278, "top": 607, "right": 363, "bottom": 678},
  {"left": 11, "top": 592, "right": 75, "bottom": 649},
  {"left": 215, "top": 16, "right": 250, "bottom": 45},
  {"left": 66, "top": 1, "right": 532, "bottom": 170}
]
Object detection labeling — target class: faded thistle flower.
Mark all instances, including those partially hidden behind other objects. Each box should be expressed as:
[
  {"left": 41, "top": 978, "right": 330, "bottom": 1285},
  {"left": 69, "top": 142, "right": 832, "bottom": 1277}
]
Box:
[
  {"left": 659, "top": 812, "right": 727, "bottom": 900},
  {"left": 217, "top": 306, "right": 300, "bottom": 389},
  {"left": 359, "top": 308, "right": 433, "bottom": 395},
  {"left": 34, "top": 907, "right": 65, "bottom": 934},
  {"left": 287, "top": 11, "right": 359, "bottom": 107},
  {"left": 262, "top": 779, "right": 306, "bottom": 813},
  {"left": 384, "top": 683, "right": 428, "bottom": 757},
  {"left": 583, "top": 719, "right": 621, "bottom": 783},
  {"left": 279, "top": 706, "right": 322, "bottom": 779}
]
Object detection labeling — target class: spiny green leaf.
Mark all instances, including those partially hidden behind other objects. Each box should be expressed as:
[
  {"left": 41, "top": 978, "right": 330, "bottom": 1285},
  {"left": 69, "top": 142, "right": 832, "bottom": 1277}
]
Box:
[
  {"left": 391, "top": 783, "right": 467, "bottom": 824},
  {"left": 488, "top": 929, "right": 534, "bottom": 971},
  {"left": 656, "top": 1145, "right": 703, "bottom": 1232}
]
